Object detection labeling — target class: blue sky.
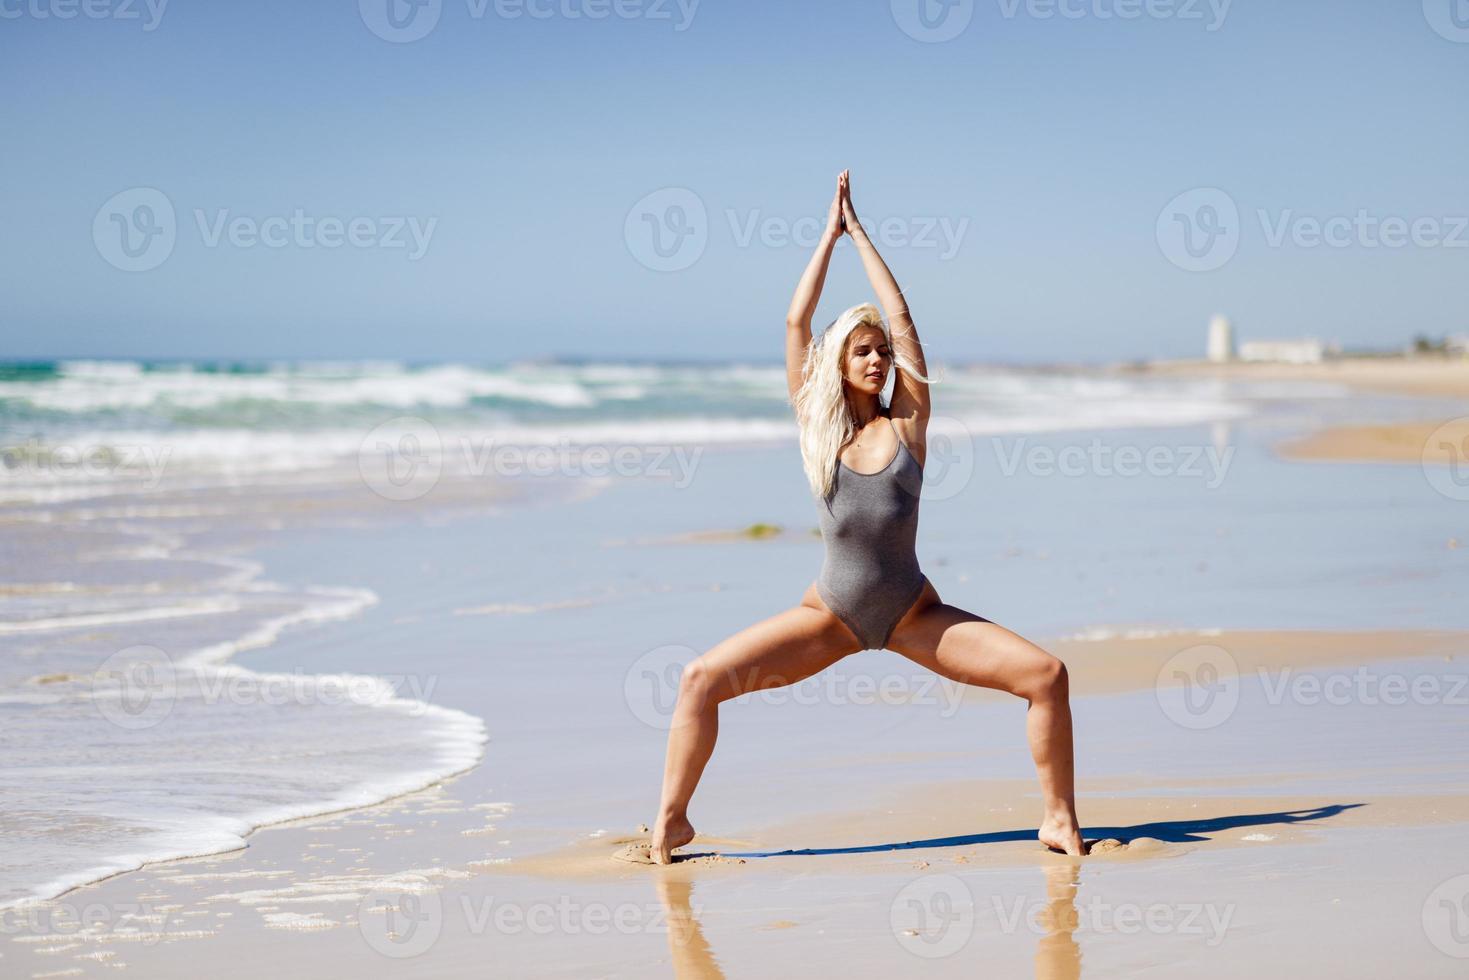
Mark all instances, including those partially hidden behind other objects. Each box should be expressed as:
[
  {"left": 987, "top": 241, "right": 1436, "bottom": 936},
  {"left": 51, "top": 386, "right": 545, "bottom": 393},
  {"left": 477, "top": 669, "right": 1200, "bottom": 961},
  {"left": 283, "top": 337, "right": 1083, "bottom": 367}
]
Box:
[{"left": 2, "top": 0, "right": 1466, "bottom": 364}]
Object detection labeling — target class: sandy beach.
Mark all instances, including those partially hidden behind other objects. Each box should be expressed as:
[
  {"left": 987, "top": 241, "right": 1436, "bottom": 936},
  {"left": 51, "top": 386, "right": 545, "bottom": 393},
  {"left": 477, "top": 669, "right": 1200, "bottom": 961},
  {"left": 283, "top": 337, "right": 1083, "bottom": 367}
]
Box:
[
  {"left": 3, "top": 362, "right": 1468, "bottom": 977},
  {"left": 1122, "top": 355, "right": 1469, "bottom": 399}
]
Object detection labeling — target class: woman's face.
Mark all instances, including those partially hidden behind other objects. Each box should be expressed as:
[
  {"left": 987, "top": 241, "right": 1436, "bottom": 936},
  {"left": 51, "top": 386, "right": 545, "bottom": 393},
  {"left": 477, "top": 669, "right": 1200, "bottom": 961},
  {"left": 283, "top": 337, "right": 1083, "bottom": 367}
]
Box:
[{"left": 843, "top": 325, "right": 892, "bottom": 395}]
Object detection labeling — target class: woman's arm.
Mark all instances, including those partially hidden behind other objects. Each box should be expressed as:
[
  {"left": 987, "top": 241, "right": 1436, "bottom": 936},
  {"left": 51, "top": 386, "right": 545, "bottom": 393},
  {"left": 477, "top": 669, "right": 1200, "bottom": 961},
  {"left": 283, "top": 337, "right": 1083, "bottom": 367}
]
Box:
[
  {"left": 785, "top": 174, "right": 846, "bottom": 403},
  {"left": 841, "top": 177, "right": 932, "bottom": 426}
]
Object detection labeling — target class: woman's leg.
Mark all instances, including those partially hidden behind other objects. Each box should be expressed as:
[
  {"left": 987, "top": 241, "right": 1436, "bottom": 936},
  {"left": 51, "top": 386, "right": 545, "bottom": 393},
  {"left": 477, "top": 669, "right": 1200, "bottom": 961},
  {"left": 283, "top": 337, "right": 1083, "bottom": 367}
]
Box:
[
  {"left": 887, "top": 589, "right": 1086, "bottom": 856},
  {"left": 651, "top": 582, "right": 863, "bottom": 863}
]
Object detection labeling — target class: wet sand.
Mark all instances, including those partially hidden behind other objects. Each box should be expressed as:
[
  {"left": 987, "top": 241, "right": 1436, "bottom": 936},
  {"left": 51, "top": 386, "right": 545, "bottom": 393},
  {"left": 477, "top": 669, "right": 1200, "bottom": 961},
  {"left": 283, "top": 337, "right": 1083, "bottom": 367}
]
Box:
[
  {"left": 6, "top": 625, "right": 1469, "bottom": 978},
  {"left": 1275, "top": 417, "right": 1469, "bottom": 466}
]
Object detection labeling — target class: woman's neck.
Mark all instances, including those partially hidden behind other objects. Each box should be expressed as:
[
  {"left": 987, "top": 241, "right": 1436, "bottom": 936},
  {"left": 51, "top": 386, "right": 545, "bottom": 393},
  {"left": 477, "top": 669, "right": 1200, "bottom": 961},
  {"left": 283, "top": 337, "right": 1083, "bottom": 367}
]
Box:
[{"left": 847, "top": 392, "right": 884, "bottom": 428}]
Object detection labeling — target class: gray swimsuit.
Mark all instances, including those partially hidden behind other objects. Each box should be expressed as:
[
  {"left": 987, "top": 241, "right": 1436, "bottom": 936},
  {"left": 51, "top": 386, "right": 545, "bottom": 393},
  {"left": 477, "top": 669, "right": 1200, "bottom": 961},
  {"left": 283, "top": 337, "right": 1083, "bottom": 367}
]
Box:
[{"left": 815, "top": 418, "right": 929, "bottom": 650}]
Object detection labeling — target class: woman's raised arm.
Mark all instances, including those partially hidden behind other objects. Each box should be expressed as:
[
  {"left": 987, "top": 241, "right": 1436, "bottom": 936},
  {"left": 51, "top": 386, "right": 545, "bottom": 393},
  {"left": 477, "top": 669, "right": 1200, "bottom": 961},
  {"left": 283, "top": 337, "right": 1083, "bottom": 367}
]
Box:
[
  {"left": 785, "top": 173, "right": 847, "bottom": 403},
  {"left": 841, "top": 175, "right": 932, "bottom": 427}
]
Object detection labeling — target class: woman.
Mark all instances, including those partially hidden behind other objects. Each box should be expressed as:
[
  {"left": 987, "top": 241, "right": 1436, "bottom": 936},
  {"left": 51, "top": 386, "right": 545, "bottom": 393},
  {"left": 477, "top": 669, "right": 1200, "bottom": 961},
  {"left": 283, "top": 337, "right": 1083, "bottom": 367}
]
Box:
[{"left": 650, "top": 171, "right": 1086, "bottom": 862}]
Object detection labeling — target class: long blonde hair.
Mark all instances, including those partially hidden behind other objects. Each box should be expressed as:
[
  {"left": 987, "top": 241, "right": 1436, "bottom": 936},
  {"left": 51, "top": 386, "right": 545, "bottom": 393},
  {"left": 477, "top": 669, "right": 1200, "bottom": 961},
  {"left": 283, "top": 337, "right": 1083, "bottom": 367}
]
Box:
[{"left": 792, "top": 302, "right": 935, "bottom": 500}]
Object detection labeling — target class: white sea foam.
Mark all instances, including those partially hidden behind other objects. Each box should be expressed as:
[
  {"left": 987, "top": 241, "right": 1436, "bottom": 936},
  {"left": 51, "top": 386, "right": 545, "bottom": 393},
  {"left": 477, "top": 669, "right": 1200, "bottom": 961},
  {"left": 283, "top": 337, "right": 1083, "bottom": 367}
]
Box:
[
  {"left": 0, "top": 362, "right": 1257, "bottom": 503},
  {"left": 0, "top": 508, "right": 487, "bottom": 913}
]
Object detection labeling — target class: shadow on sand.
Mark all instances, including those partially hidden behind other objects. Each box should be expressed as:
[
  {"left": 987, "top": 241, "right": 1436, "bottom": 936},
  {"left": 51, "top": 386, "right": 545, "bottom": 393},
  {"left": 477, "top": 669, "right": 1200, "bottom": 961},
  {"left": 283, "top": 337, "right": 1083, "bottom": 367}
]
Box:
[{"left": 672, "top": 803, "right": 1362, "bottom": 860}]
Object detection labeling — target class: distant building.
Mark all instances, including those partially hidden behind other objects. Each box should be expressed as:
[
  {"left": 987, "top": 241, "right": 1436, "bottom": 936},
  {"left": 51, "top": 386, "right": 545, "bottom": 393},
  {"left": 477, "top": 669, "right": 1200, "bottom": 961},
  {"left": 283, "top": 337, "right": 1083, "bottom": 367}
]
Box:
[
  {"left": 1206, "top": 315, "right": 1235, "bottom": 363},
  {"left": 1238, "top": 339, "right": 1327, "bottom": 364},
  {"left": 1447, "top": 335, "right": 1469, "bottom": 357}
]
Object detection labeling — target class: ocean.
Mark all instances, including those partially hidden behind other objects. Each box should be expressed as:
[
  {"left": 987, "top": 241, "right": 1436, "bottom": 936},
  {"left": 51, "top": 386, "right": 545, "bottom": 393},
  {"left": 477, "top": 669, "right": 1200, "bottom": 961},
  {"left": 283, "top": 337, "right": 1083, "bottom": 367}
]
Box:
[{"left": 0, "top": 357, "right": 1456, "bottom": 912}]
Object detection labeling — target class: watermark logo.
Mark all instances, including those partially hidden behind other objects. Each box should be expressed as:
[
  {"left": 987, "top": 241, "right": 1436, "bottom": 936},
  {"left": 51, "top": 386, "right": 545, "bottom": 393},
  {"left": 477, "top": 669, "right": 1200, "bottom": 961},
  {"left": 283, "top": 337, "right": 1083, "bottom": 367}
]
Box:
[
  {"left": 93, "top": 187, "right": 176, "bottom": 272},
  {"left": 891, "top": 873, "right": 974, "bottom": 957},
  {"left": 996, "top": 0, "right": 1231, "bottom": 30},
  {"left": 0, "top": 900, "right": 169, "bottom": 946},
  {"left": 91, "top": 645, "right": 177, "bottom": 730},
  {"left": 360, "top": 0, "right": 443, "bottom": 42},
  {"left": 359, "top": 416, "right": 445, "bottom": 501},
  {"left": 626, "top": 188, "right": 971, "bottom": 271},
  {"left": 891, "top": 0, "right": 975, "bottom": 43},
  {"left": 918, "top": 416, "right": 976, "bottom": 502},
  {"left": 94, "top": 189, "right": 437, "bottom": 271},
  {"left": 992, "top": 436, "right": 1234, "bottom": 489},
  {"left": 1423, "top": 874, "right": 1469, "bottom": 958},
  {"left": 0, "top": 438, "right": 173, "bottom": 488},
  {"left": 624, "top": 644, "right": 697, "bottom": 729},
  {"left": 1257, "top": 665, "right": 1468, "bottom": 709},
  {"left": 0, "top": 0, "right": 168, "bottom": 30},
  {"left": 359, "top": 874, "right": 443, "bottom": 958},
  {"left": 993, "top": 892, "right": 1235, "bottom": 944},
  {"left": 1258, "top": 210, "right": 1468, "bottom": 250},
  {"left": 625, "top": 188, "right": 708, "bottom": 272},
  {"left": 1155, "top": 643, "right": 1239, "bottom": 729},
  {"left": 1156, "top": 188, "right": 1239, "bottom": 272},
  {"left": 1423, "top": 0, "right": 1469, "bottom": 42},
  {"left": 1422, "top": 417, "right": 1469, "bottom": 502}
]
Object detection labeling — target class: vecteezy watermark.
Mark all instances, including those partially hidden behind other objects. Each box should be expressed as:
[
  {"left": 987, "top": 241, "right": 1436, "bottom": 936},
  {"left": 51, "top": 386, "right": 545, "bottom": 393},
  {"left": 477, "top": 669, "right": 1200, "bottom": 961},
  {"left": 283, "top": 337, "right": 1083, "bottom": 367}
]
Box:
[
  {"left": 1423, "top": 0, "right": 1469, "bottom": 43},
  {"left": 91, "top": 645, "right": 178, "bottom": 730},
  {"left": 358, "top": 875, "right": 680, "bottom": 958},
  {"left": 0, "top": 900, "right": 169, "bottom": 947},
  {"left": 917, "top": 416, "right": 977, "bottom": 503},
  {"left": 991, "top": 893, "right": 1235, "bottom": 945},
  {"left": 728, "top": 211, "right": 969, "bottom": 261},
  {"left": 992, "top": 436, "right": 1234, "bottom": 488},
  {"left": 1256, "top": 666, "right": 1469, "bottom": 708},
  {"left": 891, "top": 874, "right": 975, "bottom": 957},
  {"left": 93, "top": 187, "right": 438, "bottom": 271},
  {"left": 624, "top": 188, "right": 708, "bottom": 273},
  {"left": 0, "top": 0, "right": 168, "bottom": 30},
  {"left": 1423, "top": 873, "right": 1469, "bottom": 958},
  {"left": 357, "top": 416, "right": 704, "bottom": 502},
  {"left": 1155, "top": 643, "right": 1240, "bottom": 729},
  {"left": 996, "top": 0, "right": 1230, "bottom": 29},
  {"left": 1257, "top": 210, "right": 1469, "bottom": 251},
  {"left": 622, "top": 645, "right": 968, "bottom": 730},
  {"left": 359, "top": 416, "right": 445, "bottom": 502},
  {"left": 93, "top": 187, "right": 177, "bottom": 272},
  {"left": 1158, "top": 188, "right": 1469, "bottom": 272},
  {"left": 891, "top": 0, "right": 1230, "bottom": 43},
  {"left": 0, "top": 438, "right": 173, "bottom": 488},
  {"left": 359, "top": 0, "right": 699, "bottom": 43},
  {"left": 1156, "top": 188, "right": 1240, "bottom": 273},
  {"left": 624, "top": 187, "right": 971, "bottom": 272},
  {"left": 891, "top": 0, "right": 975, "bottom": 42},
  {"left": 1422, "top": 417, "right": 1469, "bottom": 502},
  {"left": 90, "top": 645, "right": 442, "bottom": 731}
]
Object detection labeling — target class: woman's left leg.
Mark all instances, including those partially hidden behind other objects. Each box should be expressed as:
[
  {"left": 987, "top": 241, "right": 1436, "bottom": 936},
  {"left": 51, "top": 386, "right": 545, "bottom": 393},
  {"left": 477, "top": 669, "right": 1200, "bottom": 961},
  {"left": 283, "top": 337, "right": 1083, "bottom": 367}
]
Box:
[{"left": 887, "top": 583, "right": 1086, "bottom": 856}]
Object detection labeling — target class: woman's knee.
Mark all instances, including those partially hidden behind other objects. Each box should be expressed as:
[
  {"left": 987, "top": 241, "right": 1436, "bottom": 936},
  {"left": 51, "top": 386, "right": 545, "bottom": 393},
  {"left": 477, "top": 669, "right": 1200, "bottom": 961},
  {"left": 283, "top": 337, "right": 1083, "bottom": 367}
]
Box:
[
  {"left": 677, "top": 655, "right": 740, "bottom": 709},
  {"left": 1021, "top": 653, "right": 1069, "bottom": 703}
]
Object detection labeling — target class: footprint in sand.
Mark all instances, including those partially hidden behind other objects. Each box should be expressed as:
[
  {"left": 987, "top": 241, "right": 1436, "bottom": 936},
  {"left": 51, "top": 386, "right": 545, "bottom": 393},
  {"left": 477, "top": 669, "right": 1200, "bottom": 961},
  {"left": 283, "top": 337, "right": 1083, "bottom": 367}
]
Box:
[{"left": 1054, "top": 836, "right": 1165, "bottom": 856}]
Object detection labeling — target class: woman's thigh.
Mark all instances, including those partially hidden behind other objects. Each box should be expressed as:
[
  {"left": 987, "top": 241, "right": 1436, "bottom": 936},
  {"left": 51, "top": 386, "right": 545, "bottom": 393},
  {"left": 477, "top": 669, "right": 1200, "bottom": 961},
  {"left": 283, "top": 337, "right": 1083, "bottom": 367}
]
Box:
[
  {"left": 886, "top": 598, "right": 1063, "bottom": 700},
  {"left": 691, "top": 582, "right": 864, "bottom": 704}
]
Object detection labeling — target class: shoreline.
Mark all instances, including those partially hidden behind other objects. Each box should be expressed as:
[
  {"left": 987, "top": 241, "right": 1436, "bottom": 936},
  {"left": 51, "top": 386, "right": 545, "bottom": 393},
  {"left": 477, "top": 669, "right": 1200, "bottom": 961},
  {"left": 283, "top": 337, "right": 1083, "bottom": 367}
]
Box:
[{"left": 1118, "top": 355, "right": 1469, "bottom": 399}]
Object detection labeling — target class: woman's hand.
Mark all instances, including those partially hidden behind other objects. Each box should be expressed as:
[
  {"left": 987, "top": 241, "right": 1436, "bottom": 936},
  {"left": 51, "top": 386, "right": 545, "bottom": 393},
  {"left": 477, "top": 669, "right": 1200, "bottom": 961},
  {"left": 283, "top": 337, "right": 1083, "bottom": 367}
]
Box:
[
  {"left": 840, "top": 170, "right": 866, "bottom": 240},
  {"left": 823, "top": 170, "right": 848, "bottom": 241}
]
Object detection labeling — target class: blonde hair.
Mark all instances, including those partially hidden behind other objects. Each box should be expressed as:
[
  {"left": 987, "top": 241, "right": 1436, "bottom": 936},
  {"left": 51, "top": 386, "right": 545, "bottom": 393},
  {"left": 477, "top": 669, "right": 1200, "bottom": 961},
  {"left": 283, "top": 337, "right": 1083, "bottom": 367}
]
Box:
[{"left": 791, "top": 302, "right": 935, "bottom": 500}]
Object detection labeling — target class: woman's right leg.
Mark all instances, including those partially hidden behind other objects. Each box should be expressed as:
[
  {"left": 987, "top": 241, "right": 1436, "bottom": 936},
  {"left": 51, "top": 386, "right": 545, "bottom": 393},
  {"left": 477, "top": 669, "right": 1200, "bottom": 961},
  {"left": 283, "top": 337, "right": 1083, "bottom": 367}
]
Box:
[{"left": 651, "top": 582, "right": 863, "bottom": 863}]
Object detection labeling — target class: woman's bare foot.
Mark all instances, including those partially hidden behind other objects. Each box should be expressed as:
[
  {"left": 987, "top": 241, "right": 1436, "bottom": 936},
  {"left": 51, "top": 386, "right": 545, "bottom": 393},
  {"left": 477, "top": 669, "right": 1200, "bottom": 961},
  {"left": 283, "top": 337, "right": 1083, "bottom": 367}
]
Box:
[
  {"left": 651, "top": 812, "right": 696, "bottom": 864},
  {"left": 1039, "top": 811, "right": 1086, "bottom": 857}
]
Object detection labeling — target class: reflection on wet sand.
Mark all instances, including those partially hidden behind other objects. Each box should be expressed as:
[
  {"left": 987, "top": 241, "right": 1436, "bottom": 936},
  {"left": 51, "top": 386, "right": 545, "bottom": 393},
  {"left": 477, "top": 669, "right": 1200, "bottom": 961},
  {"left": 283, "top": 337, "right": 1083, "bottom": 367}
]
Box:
[
  {"left": 651, "top": 863, "right": 1084, "bottom": 979},
  {"left": 1036, "top": 863, "right": 1083, "bottom": 980},
  {"left": 657, "top": 876, "right": 724, "bottom": 980}
]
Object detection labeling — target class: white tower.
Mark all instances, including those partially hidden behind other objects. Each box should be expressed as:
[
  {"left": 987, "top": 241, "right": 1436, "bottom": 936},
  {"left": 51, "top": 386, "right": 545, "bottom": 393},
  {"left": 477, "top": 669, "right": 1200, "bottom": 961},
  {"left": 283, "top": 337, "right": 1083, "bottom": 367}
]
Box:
[{"left": 1207, "top": 315, "right": 1235, "bottom": 363}]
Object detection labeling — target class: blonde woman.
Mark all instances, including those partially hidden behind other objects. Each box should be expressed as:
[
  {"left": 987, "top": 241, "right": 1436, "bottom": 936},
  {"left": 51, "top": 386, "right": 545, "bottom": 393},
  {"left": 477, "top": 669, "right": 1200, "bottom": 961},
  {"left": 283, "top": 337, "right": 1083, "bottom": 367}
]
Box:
[{"left": 650, "top": 171, "right": 1085, "bottom": 862}]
